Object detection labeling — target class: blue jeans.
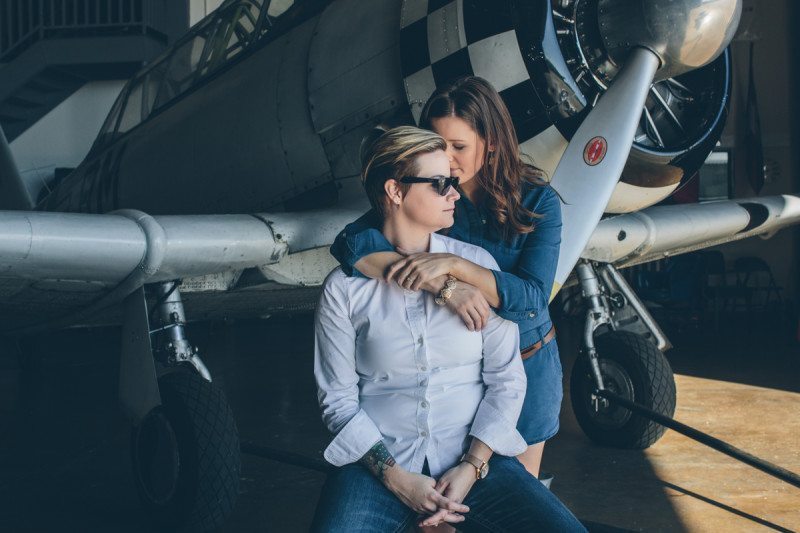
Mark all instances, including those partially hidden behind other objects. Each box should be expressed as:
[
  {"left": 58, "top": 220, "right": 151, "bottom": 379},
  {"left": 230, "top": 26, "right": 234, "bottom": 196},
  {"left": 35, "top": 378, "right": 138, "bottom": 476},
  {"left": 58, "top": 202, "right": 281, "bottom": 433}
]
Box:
[{"left": 311, "top": 455, "right": 586, "bottom": 532}]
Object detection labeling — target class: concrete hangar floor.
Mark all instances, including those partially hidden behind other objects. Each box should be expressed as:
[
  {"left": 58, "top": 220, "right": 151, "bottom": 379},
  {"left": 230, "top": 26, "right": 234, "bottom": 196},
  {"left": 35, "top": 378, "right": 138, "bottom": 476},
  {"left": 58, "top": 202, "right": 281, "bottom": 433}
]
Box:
[{"left": 0, "top": 310, "right": 797, "bottom": 532}]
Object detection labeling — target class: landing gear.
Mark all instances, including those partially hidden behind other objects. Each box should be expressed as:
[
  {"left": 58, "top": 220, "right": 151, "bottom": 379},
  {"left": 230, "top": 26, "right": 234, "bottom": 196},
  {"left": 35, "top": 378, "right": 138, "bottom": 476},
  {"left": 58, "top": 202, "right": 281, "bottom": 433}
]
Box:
[
  {"left": 132, "top": 370, "right": 240, "bottom": 532},
  {"left": 570, "top": 261, "right": 676, "bottom": 449},
  {"left": 571, "top": 330, "right": 676, "bottom": 448},
  {"left": 120, "top": 282, "right": 240, "bottom": 532}
]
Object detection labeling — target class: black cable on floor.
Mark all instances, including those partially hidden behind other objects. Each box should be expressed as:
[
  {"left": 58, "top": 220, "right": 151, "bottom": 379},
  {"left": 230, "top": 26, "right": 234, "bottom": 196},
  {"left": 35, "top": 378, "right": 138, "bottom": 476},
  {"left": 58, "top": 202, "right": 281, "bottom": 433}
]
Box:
[
  {"left": 240, "top": 440, "right": 333, "bottom": 473},
  {"left": 595, "top": 389, "right": 800, "bottom": 489}
]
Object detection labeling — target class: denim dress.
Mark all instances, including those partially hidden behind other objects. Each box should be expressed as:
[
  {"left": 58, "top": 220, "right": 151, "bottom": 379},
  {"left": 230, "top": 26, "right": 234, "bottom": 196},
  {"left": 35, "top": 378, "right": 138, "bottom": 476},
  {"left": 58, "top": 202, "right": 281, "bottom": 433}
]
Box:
[{"left": 330, "top": 182, "right": 563, "bottom": 445}]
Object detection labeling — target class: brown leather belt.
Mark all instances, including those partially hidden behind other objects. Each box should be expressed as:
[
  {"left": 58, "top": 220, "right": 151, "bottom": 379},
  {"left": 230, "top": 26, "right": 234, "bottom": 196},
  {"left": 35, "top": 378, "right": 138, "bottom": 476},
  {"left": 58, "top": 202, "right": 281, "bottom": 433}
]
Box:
[{"left": 520, "top": 326, "right": 556, "bottom": 361}]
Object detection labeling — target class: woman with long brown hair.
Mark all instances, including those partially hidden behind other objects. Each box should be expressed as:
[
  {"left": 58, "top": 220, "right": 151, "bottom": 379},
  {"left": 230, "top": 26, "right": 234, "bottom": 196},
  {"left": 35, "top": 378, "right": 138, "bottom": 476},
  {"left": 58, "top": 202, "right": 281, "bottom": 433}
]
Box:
[{"left": 330, "top": 76, "right": 563, "bottom": 480}]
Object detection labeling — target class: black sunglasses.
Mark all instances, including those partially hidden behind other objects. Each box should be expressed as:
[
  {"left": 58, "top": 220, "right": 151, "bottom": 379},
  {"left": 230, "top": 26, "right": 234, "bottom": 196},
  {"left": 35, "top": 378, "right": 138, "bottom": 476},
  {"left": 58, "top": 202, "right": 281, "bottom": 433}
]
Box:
[{"left": 399, "top": 175, "right": 459, "bottom": 196}]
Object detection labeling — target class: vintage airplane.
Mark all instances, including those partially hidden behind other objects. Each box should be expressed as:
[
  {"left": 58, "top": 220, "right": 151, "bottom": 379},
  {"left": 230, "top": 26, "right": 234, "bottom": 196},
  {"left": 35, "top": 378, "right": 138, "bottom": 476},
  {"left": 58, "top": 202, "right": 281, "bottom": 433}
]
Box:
[{"left": 2, "top": 0, "right": 797, "bottom": 530}]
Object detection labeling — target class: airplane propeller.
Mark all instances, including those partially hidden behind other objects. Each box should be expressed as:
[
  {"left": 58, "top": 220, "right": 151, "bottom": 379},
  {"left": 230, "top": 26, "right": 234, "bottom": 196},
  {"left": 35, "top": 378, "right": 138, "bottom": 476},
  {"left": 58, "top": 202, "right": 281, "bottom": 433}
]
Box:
[
  {"left": 547, "top": 0, "right": 743, "bottom": 296},
  {"left": 549, "top": 47, "right": 660, "bottom": 293}
]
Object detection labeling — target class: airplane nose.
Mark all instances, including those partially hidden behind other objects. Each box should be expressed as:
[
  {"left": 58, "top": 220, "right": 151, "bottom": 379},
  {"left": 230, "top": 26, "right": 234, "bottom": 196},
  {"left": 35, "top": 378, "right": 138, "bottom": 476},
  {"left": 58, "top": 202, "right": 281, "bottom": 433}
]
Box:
[{"left": 597, "top": 0, "right": 742, "bottom": 80}]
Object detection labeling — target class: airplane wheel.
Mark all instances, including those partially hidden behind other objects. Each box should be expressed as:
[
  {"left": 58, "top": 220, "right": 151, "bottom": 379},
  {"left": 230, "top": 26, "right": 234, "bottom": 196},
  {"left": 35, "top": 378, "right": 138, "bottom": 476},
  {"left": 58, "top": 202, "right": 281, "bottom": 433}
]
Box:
[
  {"left": 570, "top": 331, "right": 676, "bottom": 449},
  {"left": 131, "top": 370, "right": 240, "bottom": 532}
]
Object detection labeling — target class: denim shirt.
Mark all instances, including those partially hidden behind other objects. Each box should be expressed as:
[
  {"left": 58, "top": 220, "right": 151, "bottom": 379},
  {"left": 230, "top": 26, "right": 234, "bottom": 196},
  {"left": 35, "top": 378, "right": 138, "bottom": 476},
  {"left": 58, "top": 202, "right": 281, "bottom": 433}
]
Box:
[{"left": 329, "top": 183, "right": 562, "bottom": 350}]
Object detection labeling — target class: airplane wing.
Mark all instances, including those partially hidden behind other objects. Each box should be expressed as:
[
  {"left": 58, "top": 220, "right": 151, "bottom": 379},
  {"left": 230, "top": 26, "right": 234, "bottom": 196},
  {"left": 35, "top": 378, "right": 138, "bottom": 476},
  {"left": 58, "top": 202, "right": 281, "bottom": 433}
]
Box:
[
  {"left": 0, "top": 202, "right": 367, "bottom": 333},
  {"left": 1, "top": 193, "right": 798, "bottom": 333},
  {"left": 583, "top": 195, "right": 800, "bottom": 268}
]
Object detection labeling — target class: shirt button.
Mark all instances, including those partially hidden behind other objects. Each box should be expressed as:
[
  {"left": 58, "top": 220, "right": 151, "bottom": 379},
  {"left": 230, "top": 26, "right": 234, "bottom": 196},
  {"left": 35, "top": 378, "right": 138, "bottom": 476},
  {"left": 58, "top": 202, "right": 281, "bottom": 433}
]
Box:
[
  {"left": 420, "top": 378, "right": 428, "bottom": 386},
  {"left": 481, "top": 218, "right": 487, "bottom": 224},
  {"left": 420, "top": 431, "right": 428, "bottom": 437},
  {"left": 418, "top": 337, "right": 424, "bottom": 345},
  {"left": 420, "top": 366, "right": 427, "bottom": 372},
  {"left": 529, "top": 312, "right": 536, "bottom": 318},
  {"left": 421, "top": 401, "right": 428, "bottom": 409}
]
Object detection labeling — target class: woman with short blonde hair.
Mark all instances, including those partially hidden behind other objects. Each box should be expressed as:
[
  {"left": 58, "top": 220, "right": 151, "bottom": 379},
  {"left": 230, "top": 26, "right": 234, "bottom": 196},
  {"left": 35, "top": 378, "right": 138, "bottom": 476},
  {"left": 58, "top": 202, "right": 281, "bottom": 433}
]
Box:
[{"left": 312, "top": 126, "right": 584, "bottom": 532}]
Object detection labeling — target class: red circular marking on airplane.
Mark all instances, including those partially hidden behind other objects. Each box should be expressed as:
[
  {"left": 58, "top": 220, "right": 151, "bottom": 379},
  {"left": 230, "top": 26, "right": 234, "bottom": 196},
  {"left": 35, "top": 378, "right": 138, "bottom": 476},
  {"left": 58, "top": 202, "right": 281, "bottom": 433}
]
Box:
[{"left": 583, "top": 136, "right": 608, "bottom": 166}]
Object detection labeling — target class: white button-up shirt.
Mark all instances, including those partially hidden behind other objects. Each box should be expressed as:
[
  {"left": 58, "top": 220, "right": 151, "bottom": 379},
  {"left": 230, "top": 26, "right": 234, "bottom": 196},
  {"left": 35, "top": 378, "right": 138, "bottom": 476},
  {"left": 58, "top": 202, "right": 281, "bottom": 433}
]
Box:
[{"left": 314, "top": 232, "right": 528, "bottom": 478}]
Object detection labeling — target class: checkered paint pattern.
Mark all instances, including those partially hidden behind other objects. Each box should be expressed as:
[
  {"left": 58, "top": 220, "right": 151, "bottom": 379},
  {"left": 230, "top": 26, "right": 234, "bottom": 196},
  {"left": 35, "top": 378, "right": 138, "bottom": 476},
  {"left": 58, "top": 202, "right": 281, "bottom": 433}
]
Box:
[{"left": 400, "top": 0, "right": 549, "bottom": 140}]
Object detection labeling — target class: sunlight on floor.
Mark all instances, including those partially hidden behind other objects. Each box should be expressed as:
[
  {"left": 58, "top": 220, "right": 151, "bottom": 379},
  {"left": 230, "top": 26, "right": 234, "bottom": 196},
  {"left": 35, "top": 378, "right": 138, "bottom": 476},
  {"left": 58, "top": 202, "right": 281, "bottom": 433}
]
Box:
[{"left": 649, "top": 375, "right": 800, "bottom": 532}]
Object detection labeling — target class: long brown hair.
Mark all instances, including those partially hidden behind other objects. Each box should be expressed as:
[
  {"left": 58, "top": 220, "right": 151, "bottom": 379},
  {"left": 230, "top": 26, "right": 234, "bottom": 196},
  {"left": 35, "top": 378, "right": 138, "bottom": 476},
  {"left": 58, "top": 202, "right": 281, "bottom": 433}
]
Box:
[{"left": 420, "top": 76, "right": 545, "bottom": 239}]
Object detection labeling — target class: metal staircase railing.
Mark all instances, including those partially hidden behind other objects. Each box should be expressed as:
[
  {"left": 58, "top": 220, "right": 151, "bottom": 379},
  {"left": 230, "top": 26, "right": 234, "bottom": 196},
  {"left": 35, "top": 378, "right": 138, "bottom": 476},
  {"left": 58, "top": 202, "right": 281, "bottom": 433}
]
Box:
[
  {"left": 0, "top": 0, "right": 182, "bottom": 143},
  {"left": 1, "top": 0, "right": 170, "bottom": 62}
]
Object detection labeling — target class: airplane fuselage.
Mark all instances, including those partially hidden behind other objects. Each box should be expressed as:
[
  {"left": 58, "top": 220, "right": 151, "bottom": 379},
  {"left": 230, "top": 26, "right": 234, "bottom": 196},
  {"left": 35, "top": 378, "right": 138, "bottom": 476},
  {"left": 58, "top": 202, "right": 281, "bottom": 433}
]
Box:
[{"left": 41, "top": 0, "right": 731, "bottom": 217}]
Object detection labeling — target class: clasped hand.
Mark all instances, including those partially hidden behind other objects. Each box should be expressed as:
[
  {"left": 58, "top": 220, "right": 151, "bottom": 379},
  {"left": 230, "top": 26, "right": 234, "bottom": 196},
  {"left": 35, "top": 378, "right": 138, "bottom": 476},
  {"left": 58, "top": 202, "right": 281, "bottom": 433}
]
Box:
[
  {"left": 387, "top": 251, "right": 491, "bottom": 331},
  {"left": 386, "top": 250, "right": 456, "bottom": 291},
  {"left": 386, "top": 463, "right": 477, "bottom": 528}
]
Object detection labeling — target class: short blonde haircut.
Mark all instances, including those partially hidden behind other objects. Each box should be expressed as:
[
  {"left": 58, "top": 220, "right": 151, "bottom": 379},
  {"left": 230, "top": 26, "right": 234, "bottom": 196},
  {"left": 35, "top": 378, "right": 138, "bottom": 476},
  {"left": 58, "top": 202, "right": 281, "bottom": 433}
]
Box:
[{"left": 361, "top": 126, "right": 447, "bottom": 218}]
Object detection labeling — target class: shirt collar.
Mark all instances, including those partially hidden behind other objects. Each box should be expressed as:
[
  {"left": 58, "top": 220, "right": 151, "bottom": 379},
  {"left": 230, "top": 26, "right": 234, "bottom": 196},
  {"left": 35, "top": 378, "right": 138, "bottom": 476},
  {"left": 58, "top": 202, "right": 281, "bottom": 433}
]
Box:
[{"left": 429, "top": 232, "right": 447, "bottom": 254}]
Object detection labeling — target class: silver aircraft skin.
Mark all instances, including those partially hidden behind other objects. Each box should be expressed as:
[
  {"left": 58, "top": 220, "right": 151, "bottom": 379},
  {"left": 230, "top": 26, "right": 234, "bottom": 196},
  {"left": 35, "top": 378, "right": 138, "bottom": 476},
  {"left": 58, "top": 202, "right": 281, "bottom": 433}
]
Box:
[
  {"left": 3, "top": 0, "right": 791, "bottom": 327},
  {"left": 2, "top": 0, "right": 798, "bottom": 531}
]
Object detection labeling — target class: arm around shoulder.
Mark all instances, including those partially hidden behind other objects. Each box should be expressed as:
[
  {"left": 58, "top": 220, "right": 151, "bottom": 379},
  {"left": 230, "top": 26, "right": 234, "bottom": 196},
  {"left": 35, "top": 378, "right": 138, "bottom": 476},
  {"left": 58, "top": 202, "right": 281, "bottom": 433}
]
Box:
[{"left": 329, "top": 209, "right": 395, "bottom": 277}]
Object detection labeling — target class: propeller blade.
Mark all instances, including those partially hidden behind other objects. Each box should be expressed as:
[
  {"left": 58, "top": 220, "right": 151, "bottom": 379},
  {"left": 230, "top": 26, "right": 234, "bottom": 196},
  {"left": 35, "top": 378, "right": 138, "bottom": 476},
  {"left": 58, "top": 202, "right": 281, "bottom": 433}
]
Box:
[{"left": 550, "top": 46, "right": 661, "bottom": 294}]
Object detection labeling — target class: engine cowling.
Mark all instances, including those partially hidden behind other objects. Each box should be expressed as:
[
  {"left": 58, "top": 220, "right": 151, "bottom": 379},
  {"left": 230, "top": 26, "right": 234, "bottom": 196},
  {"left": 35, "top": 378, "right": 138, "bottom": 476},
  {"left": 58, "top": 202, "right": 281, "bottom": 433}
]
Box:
[
  {"left": 399, "top": 0, "right": 735, "bottom": 214},
  {"left": 548, "top": 0, "right": 735, "bottom": 213}
]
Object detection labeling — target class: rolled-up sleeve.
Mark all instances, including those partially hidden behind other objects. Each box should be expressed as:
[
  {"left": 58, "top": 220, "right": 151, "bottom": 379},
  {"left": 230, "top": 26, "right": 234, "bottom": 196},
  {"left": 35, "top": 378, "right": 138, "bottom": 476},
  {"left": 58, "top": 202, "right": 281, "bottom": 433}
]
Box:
[
  {"left": 492, "top": 186, "right": 562, "bottom": 322},
  {"left": 468, "top": 250, "right": 528, "bottom": 456},
  {"left": 323, "top": 409, "right": 383, "bottom": 466},
  {"left": 314, "top": 271, "right": 383, "bottom": 465},
  {"left": 329, "top": 209, "right": 394, "bottom": 278}
]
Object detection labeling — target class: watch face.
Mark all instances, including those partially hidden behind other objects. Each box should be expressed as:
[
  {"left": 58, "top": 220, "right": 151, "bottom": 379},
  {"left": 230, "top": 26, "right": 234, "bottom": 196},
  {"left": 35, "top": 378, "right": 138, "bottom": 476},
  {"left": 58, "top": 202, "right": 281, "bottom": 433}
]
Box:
[{"left": 478, "top": 463, "right": 489, "bottom": 479}]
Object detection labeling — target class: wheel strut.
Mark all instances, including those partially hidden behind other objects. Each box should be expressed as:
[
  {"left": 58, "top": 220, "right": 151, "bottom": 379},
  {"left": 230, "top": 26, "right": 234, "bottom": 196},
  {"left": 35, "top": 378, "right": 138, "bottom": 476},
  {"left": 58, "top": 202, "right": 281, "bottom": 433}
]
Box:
[
  {"left": 119, "top": 281, "right": 210, "bottom": 422},
  {"left": 575, "top": 261, "right": 611, "bottom": 407},
  {"left": 150, "top": 281, "right": 211, "bottom": 382}
]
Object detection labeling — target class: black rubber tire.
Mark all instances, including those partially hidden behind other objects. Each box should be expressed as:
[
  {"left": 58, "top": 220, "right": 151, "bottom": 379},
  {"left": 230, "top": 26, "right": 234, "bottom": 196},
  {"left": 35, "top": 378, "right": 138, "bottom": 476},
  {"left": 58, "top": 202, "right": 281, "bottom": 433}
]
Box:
[
  {"left": 131, "top": 370, "right": 240, "bottom": 532},
  {"left": 570, "top": 331, "right": 676, "bottom": 449}
]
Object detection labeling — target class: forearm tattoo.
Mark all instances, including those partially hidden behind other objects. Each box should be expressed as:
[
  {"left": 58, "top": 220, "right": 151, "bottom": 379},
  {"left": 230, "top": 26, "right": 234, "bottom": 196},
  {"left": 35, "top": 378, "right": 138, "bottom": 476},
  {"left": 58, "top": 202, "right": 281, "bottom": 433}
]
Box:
[{"left": 359, "top": 441, "right": 397, "bottom": 481}]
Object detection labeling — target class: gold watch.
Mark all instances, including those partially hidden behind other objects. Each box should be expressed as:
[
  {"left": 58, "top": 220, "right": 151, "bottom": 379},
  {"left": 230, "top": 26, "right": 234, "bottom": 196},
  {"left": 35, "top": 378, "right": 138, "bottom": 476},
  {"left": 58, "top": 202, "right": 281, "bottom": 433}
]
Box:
[
  {"left": 434, "top": 275, "right": 457, "bottom": 306},
  {"left": 460, "top": 453, "right": 489, "bottom": 480}
]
